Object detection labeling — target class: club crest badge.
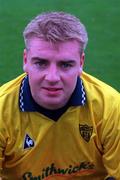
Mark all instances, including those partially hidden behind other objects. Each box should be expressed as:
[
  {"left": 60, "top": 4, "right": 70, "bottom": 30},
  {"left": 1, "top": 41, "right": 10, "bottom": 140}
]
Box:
[{"left": 79, "top": 124, "right": 93, "bottom": 142}]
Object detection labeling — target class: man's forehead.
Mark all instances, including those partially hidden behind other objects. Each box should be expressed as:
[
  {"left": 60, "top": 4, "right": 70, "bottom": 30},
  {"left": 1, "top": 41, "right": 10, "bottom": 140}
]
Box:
[{"left": 28, "top": 37, "right": 80, "bottom": 51}]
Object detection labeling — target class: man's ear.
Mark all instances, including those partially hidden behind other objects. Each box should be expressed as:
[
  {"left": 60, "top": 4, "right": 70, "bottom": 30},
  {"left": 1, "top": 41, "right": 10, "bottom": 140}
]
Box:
[
  {"left": 23, "top": 49, "right": 28, "bottom": 72},
  {"left": 79, "top": 52, "right": 85, "bottom": 74}
]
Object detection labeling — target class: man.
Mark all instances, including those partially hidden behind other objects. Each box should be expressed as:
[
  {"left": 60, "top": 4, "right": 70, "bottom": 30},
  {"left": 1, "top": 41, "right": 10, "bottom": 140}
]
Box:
[{"left": 0, "top": 12, "right": 120, "bottom": 180}]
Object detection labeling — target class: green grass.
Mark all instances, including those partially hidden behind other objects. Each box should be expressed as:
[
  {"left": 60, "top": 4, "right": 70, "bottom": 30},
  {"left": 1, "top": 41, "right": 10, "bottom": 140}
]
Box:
[{"left": 0, "top": 0, "right": 120, "bottom": 90}]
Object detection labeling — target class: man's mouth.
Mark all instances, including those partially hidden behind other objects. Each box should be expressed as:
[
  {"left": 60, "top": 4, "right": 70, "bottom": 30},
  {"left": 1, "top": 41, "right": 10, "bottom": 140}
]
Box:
[
  {"left": 44, "top": 87, "right": 62, "bottom": 91},
  {"left": 42, "top": 87, "right": 63, "bottom": 95}
]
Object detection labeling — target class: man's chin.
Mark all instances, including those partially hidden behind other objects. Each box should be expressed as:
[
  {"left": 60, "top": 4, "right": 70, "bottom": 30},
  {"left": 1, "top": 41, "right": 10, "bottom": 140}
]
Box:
[
  {"left": 40, "top": 101, "right": 66, "bottom": 110},
  {"left": 43, "top": 104, "right": 63, "bottom": 110},
  {"left": 34, "top": 96, "right": 68, "bottom": 110}
]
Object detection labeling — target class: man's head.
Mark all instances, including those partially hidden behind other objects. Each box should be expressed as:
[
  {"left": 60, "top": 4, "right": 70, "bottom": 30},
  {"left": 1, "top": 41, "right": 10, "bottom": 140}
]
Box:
[
  {"left": 23, "top": 12, "right": 88, "bottom": 110},
  {"left": 23, "top": 11, "right": 88, "bottom": 54}
]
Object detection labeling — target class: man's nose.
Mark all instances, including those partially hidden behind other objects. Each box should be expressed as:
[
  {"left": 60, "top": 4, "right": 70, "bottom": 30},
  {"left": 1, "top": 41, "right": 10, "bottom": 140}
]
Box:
[{"left": 45, "top": 65, "right": 60, "bottom": 82}]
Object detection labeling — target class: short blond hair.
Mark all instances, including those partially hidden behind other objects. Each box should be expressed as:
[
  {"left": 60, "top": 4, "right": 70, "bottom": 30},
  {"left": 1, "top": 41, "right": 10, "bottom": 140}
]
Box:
[{"left": 23, "top": 12, "right": 88, "bottom": 52}]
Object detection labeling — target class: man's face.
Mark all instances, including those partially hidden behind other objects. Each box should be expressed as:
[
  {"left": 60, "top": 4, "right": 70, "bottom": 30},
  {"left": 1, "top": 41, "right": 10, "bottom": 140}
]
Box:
[{"left": 23, "top": 38, "right": 84, "bottom": 110}]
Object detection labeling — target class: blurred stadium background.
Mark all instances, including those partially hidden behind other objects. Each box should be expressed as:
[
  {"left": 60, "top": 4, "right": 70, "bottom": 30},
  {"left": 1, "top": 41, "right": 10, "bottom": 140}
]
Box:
[{"left": 0, "top": 0, "right": 120, "bottom": 91}]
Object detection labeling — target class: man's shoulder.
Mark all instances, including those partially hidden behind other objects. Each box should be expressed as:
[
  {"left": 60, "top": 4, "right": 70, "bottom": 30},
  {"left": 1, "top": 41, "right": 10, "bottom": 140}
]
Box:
[
  {"left": 0, "top": 73, "right": 26, "bottom": 108},
  {"left": 0, "top": 73, "right": 26, "bottom": 97},
  {"left": 81, "top": 72, "right": 120, "bottom": 123},
  {"left": 81, "top": 71, "right": 120, "bottom": 113},
  {"left": 81, "top": 71, "right": 119, "bottom": 98}
]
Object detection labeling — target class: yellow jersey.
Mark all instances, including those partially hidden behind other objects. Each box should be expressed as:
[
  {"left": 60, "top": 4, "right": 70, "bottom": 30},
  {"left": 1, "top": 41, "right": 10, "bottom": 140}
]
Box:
[{"left": 0, "top": 72, "right": 120, "bottom": 180}]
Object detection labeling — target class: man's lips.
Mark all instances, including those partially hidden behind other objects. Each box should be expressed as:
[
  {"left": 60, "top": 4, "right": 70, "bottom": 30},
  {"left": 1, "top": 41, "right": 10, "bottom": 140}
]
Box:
[
  {"left": 42, "top": 87, "right": 63, "bottom": 95},
  {"left": 42, "top": 87, "right": 62, "bottom": 91}
]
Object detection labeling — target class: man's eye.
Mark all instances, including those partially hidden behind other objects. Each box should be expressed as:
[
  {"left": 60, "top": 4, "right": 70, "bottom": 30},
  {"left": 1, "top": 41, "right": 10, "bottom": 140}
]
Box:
[
  {"left": 35, "top": 61, "right": 47, "bottom": 67},
  {"left": 61, "top": 62, "right": 72, "bottom": 68}
]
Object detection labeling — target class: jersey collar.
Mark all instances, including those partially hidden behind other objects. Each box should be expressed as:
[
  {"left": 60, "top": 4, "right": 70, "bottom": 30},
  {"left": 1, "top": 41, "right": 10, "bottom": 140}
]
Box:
[{"left": 19, "top": 75, "right": 86, "bottom": 112}]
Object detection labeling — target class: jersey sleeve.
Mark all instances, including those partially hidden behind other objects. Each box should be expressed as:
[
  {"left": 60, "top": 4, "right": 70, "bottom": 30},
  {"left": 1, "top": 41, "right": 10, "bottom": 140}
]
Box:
[
  {"left": 0, "top": 128, "right": 5, "bottom": 177},
  {"left": 0, "top": 104, "right": 7, "bottom": 178},
  {"left": 101, "top": 95, "right": 120, "bottom": 180}
]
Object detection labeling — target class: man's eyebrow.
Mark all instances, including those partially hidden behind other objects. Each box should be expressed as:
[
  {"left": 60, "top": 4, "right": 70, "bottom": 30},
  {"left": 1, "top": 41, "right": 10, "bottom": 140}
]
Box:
[
  {"left": 59, "top": 60, "right": 76, "bottom": 63},
  {"left": 31, "top": 57, "right": 48, "bottom": 61}
]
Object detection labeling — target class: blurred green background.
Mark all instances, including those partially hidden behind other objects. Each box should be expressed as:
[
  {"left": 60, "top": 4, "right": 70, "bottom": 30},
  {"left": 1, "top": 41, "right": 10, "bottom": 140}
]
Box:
[{"left": 0, "top": 0, "right": 120, "bottom": 90}]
